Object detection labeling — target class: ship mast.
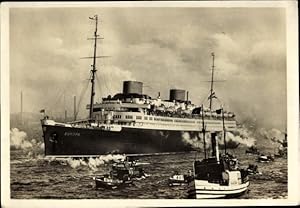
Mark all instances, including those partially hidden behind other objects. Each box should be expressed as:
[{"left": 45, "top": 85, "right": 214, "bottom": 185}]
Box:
[
  {"left": 221, "top": 107, "right": 227, "bottom": 154},
  {"left": 89, "top": 15, "right": 99, "bottom": 120},
  {"left": 209, "top": 52, "right": 215, "bottom": 111},
  {"left": 201, "top": 104, "right": 207, "bottom": 159}
]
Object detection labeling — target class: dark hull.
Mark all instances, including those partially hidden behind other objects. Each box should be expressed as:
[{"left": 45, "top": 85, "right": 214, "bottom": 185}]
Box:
[{"left": 42, "top": 125, "right": 198, "bottom": 156}]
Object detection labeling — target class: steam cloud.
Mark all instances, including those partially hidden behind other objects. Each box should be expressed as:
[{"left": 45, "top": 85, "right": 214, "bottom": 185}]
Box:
[
  {"left": 259, "top": 128, "right": 285, "bottom": 143},
  {"left": 225, "top": 130, "right": 256, "bottom": 147},
  {"left": 10, "top": 128, "right": 32, "bottom": 149},
  {"left": 257, "top": 128, "right": 286, "bottom": 146},
  {"left": 10, "top": 128, "right": 44, "bottom": 158},
  {"left": 181, "top": 132, "right": 202, "bottom": 148},
  {"left": 65, "top": 154, "right": 126, "bottom": 171},
  {"left": 181, "top": 125, "right": 256, "bottom": 149}
]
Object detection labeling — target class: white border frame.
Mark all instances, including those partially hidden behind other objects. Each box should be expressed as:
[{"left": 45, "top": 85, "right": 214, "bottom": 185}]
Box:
[{"left": 1, "top": 1, "right": 299, "bottom": 207}]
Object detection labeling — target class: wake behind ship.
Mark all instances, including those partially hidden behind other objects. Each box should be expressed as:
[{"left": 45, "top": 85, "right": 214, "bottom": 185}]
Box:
[{"left": 41, "top": 15, "right": 237, "bottom": 157}]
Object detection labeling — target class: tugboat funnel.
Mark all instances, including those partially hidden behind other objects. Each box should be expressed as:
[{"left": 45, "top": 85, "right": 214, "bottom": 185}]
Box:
[{"left": 211, "top": 132, "right": 220, "bottom": 163}]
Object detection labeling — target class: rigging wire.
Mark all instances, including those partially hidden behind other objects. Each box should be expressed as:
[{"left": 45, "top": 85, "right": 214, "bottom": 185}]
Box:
[
  {"left": 100, "top": 67, "right": 112, "bottom": 94},
  {"left": 75, "top": 72, "right": 92, "bottom": 119},
  {"left": 215, "top": 97, "right": 224, "bottom": 108},
  {"left": 49, "top": 79, "right": 75, "bottom": 117},
  {"left": 200, "top": 91, "right": 211, "bottom": 107},
  {"left": 200, "top": 91, "right": 225, "bottom": 110},
  {"left": 102, "top": 73, "right": 112, "bottom": 95},
  {"left": 96, "top": 69, "right": 112, "bottom": 96},
  {"left": 95, "top": 73, "right": 103, "bottom": 99}
]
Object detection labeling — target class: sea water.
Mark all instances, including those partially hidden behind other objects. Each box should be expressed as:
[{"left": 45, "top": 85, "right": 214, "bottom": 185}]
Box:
[{"left": 10, "top": 149, "right": 287, "bottom": 199}]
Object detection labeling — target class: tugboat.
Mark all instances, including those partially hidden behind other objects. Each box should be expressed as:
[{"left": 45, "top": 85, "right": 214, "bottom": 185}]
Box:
[{"left": 188, "top": 107, "right": 249, "bottom": 199}]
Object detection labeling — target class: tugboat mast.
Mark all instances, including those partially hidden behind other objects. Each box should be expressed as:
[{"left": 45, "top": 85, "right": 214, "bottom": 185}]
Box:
[
  {"left": 221, "top": 107, "right": 227, "bottom": 154},
  {"left": 89, "top": 15, "right": 99, "bottom": 120},
  {"left": 209, "top": 52, "right": 215, "bottom": 111}
]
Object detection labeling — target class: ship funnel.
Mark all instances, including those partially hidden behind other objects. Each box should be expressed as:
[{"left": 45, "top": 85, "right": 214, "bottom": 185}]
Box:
[
  {"left": 123, "top": 81, "right": 143, "bottom": 95},
  {"left": 169, "top": 89, "right": 186, "bottom": 102}
]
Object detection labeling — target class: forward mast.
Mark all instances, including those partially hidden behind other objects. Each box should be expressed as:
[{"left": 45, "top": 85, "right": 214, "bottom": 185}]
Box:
[{"left": 89, "top": 15, "right": 99, "bottom": 120}]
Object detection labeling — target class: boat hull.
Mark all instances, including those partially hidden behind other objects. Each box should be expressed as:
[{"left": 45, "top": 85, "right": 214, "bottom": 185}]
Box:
[
  {"left": 188, "top": 180, "right": 250, "bottom": 199},
  {"left": 94, "top": 177, "right": 132, "bottom": 190},
  {"left": 42, "top": 124, "right": 198, "bottom": 156}
]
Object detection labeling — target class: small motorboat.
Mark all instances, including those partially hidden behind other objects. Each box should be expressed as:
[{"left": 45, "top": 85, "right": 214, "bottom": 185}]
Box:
[
  {"left": 257, "top": 154, "right": 274, "bottom": 163},
  {"left": 274, "top": 136, "right": 287, "bottom": 158},
  {"left": 94, "top": 158, "right": 146, "bottom": 190},
  {"left": 168, "top": 171, "right": 193, "bottom": 186},
  {"left": 274, "top": 147, "right": 287, "bottom": 158},
  {"left": 111, "top": 160, "right": 148, "bottom": 180},
  {"left": 93, "top": 174, "right": 133, "bottom": 190},
  {"left": 245, "top": 146, "right": 260, "bottom": 155},
  {"left": 246, "top": 164, "right": 262, "bottom": 175}
]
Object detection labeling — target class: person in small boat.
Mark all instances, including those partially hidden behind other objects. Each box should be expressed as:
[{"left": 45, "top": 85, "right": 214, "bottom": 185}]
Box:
[
  {"left": 173, "top": 170, "right": 179, "bottom": 176},
  {"left": 229, "top": 159, "right": 239, "bottom": 170},
  {"left": 138, "top": 168, "right": 146, "bottom": 178},
  {"left": 222, "top": 153, "right": 239, "bottom": 170},
  {"left": 185, "top": 170, "right": 194, "bottom": 182},
  {"left": 247, "top": 164, "right": 259, "bottom": 174},
  {"left": 122, "top": 174, "right": 130, "bottom": 181}
]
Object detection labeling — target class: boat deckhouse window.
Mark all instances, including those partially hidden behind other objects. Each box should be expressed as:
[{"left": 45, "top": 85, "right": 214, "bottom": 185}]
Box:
[
  {"left": 93, "top": 107, "right": 102, "bottom": 112},
  {"left": 125, "top": 115, "right": 133, "bottom": 119}
]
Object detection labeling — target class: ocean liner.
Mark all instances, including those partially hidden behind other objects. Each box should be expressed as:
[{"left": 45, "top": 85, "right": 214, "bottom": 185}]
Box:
[{"left": 41, "top": 15, "right": 237, "bottom": 157}]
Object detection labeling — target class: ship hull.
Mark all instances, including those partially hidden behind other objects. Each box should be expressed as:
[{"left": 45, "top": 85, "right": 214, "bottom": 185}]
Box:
[{"left": 42, "top": 124, "right": 198, "bottom": 156}]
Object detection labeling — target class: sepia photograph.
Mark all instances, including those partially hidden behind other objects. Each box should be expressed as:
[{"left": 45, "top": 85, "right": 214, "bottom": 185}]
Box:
[{"left": 1, "top": 1, "right": 299, "bottom": 207}]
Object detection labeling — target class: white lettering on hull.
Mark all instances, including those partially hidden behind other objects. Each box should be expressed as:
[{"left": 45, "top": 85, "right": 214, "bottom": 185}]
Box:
[{"left": 64, "top": 132, "right": 80, "bottom": 136}]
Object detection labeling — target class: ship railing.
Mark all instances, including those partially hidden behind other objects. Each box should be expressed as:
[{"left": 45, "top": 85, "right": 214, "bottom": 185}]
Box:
[
  {"left": 67, "top": 119, "right": 91, "bottom": 125},
  {"left": 147, "top": 111, "right": 235, "bottom": 121}
]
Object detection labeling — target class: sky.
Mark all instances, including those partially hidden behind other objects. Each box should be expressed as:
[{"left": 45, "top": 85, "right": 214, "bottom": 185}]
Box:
[{"left": 9, "top": 6, "right": 287, "bottom": 130}]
